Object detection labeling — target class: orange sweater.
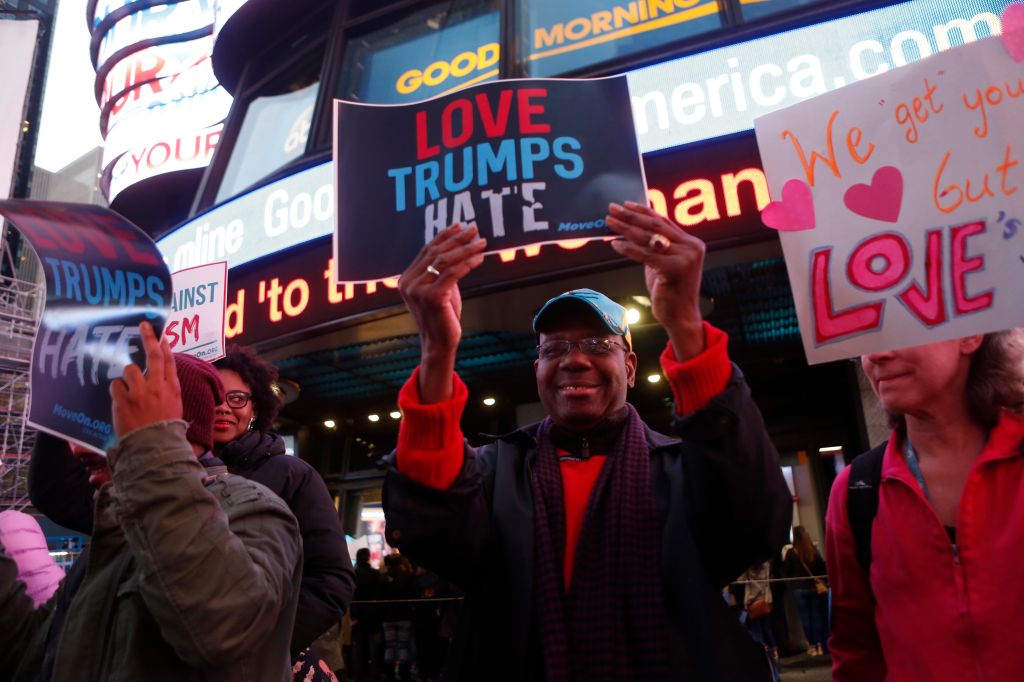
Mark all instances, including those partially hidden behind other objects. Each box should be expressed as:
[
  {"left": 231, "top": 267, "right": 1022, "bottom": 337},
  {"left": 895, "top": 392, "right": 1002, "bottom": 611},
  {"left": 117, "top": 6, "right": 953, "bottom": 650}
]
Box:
[{"left": 396, "top": 323, "right": 732, "bottom": 589}]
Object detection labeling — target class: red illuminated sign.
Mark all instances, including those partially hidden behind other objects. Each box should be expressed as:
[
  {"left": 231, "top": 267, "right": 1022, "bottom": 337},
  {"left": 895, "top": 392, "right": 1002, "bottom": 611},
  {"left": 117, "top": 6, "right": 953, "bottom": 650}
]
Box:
[
  {"left": 644, "top": 132, "right": 773, "bottom": 245},
  {"left": 223, "top": 133, "right": 773, "bottom": 347}
]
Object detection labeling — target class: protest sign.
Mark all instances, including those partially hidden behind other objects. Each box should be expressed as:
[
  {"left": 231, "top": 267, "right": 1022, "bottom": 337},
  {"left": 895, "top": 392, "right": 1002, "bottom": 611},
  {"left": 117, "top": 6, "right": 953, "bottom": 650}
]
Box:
[
  {"left": 0, "top": 201, "right": 171, "bottom": 452},
  {"left": 169, "top": 261, "right": 227, "bottom": 361},
  {"left": 754, "top": 31, "right": 1024, "bottom": 364},
  {"left": 333, "top": 75, "right": 647, "bottom": 283}
]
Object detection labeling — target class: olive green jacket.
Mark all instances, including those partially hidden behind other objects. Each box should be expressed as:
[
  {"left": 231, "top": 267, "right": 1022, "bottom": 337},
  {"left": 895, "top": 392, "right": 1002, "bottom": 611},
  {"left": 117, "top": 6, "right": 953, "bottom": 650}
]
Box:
[{"left": 0, "top": 420, "right": 303, "bottom": 682}]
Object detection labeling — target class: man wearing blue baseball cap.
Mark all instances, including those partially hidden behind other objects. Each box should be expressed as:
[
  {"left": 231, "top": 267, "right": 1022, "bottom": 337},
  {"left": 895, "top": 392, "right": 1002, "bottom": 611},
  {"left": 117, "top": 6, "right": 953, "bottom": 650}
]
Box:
[{"left": 383, "top": 201, "right": 791, "bottom": 682}]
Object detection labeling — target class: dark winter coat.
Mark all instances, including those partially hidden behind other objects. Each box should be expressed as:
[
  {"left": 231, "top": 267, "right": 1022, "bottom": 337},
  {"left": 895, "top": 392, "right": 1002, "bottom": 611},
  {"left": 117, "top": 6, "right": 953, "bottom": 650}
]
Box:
[
  {"left": 383, "top": 365, "right": 792, "bottom": 681},
  {"left": 29, "top": 430, "right": 355, "bottom": 657},
  {"left": 4, "top": 421, "right": 302, "bottom": 682},
  {"left": 219, "top": 431, "right": 356, "bottom": 655}
]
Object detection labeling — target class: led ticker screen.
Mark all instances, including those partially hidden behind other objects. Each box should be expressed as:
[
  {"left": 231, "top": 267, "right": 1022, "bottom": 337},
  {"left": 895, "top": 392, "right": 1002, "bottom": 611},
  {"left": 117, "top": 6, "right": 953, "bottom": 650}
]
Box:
[
  {"left": 207, "top": 235, "right": 631, "bottom": 347},
  {"left": 100, "top": 37, "right": 216, "bottom": 120},
  {"left": 95, "top": 2, "right": 214, "bottom": 67},
  {"left": 521, "top": 0, "right": 722, "bottom": 77},
  {"left": 644, "top": 132, "right": 772, "bottom": 246},
  {"left": 158, "top": 131, "right": 775, "bottom": 346},
  {"left": 159, "top": 160, "right": 335, "bottom": 273},
  {"left": 91, "top": 0, "right": 150, "bottom": 27},
  {"left": 89, "top": 0, "right": 230, "bottom": 203},
  {"left": 102, "top": 56, "right": 230, "bottom": 168},
  {"left": 627, "top": 0, "right": 1011, "bottom": 153}
]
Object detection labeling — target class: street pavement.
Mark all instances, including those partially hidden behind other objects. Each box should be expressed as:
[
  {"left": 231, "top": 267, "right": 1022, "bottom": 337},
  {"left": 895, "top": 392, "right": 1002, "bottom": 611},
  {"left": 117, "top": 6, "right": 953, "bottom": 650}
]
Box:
[{"left": 780, "top": 652, "right": 832, "bottom": 682}]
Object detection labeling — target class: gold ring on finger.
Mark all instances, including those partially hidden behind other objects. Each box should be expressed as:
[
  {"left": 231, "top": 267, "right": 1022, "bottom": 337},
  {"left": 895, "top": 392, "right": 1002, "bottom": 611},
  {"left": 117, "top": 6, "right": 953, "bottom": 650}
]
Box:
[{"left": 648, "top": 233, "right": 671, "bottom": 251}]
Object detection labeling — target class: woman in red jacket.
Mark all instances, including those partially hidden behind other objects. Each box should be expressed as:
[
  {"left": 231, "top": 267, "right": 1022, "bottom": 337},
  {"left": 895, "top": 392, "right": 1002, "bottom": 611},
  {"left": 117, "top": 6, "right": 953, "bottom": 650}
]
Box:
[{"left": 826, "top": 330, "right": 1024, "bottom": 681}]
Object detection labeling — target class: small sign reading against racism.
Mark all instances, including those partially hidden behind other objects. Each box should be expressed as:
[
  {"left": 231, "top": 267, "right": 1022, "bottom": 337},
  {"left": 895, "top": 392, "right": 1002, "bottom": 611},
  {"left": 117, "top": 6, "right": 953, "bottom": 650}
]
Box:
[
  {"left": 754, "top": 28, "right": 1024, "bottom": 365},
  {"left": 169, "top": 261, "right": 227, "bottom": 361},
  {"left": 332, "top": 75, "right": 647, "bottom": 283},
  {"left": 0, "top": 201, "right": 171, "bottom": 452}
]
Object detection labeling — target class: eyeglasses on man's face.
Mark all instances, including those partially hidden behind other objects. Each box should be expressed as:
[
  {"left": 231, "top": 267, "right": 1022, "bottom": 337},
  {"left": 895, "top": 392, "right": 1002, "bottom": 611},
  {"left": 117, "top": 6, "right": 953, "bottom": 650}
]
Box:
[
  {"left": 536, "top": 337, "right": 627, "bottom": 361},
  {"left": 225, "top": 390, "right": 253, "bottom": 408}
]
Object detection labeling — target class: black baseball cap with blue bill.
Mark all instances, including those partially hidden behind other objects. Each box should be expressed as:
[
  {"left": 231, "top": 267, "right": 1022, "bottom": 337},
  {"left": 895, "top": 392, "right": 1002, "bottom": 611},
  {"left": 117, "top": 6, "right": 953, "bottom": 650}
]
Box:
[{"left": 532, "top": 288, "right": 632, "bottom": 351}]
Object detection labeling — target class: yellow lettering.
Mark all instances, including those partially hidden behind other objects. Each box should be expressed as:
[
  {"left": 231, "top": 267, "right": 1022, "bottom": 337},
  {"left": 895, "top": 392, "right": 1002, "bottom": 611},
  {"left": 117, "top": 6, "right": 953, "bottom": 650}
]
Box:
[
  {"left": 613, "top": 4, "right": 639, "bottom": 26},
  {"left": 648, "top": 188, "right": 668, "bottom": 217},
  {"left": 721, "top": 168, "right": 770, "bottom": 217},
  {"left": 535, "top": 24, "right": 564, "bottom": 49},
  {"left": 673, "top": 179, "right": 720, "bottom": 226}
]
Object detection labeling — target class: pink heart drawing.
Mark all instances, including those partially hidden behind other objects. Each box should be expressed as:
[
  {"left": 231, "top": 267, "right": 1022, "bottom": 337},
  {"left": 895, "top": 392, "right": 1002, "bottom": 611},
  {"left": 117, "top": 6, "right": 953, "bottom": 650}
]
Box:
[
  {"left": 1002, "top": 3, "right": 1024, "bottom": 62},
  {"left": 761, "top": 179, "right": 816, "bottom": 231},
  {"left": 843, "top": 166, "right": 903, "bottom": 223}
]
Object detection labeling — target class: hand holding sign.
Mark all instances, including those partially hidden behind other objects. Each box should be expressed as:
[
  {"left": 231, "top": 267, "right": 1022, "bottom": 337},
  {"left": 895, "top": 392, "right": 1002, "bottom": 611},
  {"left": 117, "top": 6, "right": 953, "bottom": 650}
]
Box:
[
  {"left": 606, "top": 201, "right": 706, "bottom": 361},
  {"left": 398, "top": 224, "right": 488, "bottom": 403},
  {"left": 110, "top": 322, "right": 182, "bottom": 439}
]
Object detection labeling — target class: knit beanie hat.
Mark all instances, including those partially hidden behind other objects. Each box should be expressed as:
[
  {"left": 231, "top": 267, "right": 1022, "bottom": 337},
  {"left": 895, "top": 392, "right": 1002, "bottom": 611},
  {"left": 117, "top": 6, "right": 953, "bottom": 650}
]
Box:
[{"left": 174, "top": 353, "right": 225, "bottom": 451}]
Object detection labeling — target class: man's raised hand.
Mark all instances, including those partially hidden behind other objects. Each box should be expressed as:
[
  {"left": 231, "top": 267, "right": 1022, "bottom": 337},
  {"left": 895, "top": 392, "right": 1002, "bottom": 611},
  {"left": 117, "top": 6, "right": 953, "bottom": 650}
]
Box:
[
  {"left": 606, "top": 201, "right": 706, "bottom": 361},
  {"left": 398, "top": 224, "right": 487, "bottom": 402}
]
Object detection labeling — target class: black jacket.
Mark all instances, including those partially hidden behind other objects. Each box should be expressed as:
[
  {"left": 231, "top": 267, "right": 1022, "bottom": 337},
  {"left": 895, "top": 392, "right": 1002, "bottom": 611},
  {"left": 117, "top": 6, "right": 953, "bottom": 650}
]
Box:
[
  {"left": 29, "top": 430, "right": 355, "bottom": 657},
  {"left": 383, "top": 365, "right": 792, "bottom": 682},
  {"left": 352, "top": 562, "right": 384, "bottom": 630}
]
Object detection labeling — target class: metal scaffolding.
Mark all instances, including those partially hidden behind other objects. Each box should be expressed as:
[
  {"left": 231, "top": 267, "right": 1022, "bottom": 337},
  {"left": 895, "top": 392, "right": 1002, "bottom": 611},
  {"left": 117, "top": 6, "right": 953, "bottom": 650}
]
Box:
[{"left": 0, "top": 225, "right": 43, "bottom": 511}]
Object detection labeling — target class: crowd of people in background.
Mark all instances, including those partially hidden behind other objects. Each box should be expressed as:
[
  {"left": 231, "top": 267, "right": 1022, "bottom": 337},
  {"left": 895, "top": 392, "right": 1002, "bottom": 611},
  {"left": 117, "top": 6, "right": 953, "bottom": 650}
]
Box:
[
  {"left": 733, "top": 525, "right": 830, "bottom": 681},
  {"left": 349, "top": 548, "right": 459, "bottom": 682}
]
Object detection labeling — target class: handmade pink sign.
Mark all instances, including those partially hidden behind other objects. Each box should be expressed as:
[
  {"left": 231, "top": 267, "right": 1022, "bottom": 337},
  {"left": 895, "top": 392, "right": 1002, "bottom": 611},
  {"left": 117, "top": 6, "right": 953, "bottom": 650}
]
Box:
[{"left": 755, "top": 20, "right": 1024, "bottom": 364}]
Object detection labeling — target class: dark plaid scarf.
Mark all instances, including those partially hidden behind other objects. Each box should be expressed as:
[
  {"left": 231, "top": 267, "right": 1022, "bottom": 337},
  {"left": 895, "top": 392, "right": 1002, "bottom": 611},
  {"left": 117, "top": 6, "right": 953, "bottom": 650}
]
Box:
[{"left": 532, "top": 404, "right": 671, "bottom": 682}]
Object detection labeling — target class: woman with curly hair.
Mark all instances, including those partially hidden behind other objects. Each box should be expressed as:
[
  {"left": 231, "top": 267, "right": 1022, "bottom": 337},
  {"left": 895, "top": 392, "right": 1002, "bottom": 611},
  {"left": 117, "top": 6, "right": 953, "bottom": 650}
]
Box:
[
  {"left": 213, "top": 346, "right": 355, "bottom": 671},
  {"left": 827, "top": 330, "right": 1024, "bottom": 681}
]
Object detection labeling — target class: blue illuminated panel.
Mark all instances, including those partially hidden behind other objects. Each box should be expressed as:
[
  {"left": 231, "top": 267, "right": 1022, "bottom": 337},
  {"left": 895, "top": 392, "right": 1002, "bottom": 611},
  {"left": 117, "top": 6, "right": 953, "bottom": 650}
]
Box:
[
  {"left": 344, "top": 11, "right": 501, "bottom": 105},
  {"left": 627, "top": 0, "right": 1011, "bottom": 153},
  {"left": 739, "top": 0, "right": 824, "bottom": 22}
]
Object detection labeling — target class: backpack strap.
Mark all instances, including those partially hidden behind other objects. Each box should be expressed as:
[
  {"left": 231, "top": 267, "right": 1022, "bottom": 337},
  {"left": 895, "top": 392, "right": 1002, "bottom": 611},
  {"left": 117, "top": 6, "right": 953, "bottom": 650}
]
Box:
[{"left": 847, "top": 442, "right": 887, "bottom": 574}]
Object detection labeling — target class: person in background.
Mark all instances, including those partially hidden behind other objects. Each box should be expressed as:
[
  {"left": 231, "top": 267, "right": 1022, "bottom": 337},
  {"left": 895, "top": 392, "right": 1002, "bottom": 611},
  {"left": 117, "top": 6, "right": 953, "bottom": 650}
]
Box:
[
  {"left": 2, "top": 323, "right": 302, "bottom": 681},
  {"left": 351, "top": 547, "right": 384, "bottom": 680},
  {"left": 211, "top": 344, "right": 355, "bottom": 661},
  {"left": 382, "top": 202, "right": 792, "bottom": 681},
  {"left": 741, "top": 560, "right": 778, "bottom": 665},
  {"left": 827, "top": 331, "right": 1024, "bottom": 681},
  {"left": 381, "top": 553, "right": 417, "bottom": 682},
  {"left": 784, "top": 526, "right": 828, "bottom": 656}
]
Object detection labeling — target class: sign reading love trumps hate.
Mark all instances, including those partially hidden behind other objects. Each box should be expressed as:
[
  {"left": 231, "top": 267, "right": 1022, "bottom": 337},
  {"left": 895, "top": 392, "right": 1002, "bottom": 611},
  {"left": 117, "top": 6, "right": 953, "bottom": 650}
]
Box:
[
  {"left": 0, "top": 201, "right": 171, "bottom": 453},
  {"left": 332, "top": 75, "right": 647, "bottom": 283},
  {"left": 754, "top": 26, "right": 1024, "bottom": 365}
]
